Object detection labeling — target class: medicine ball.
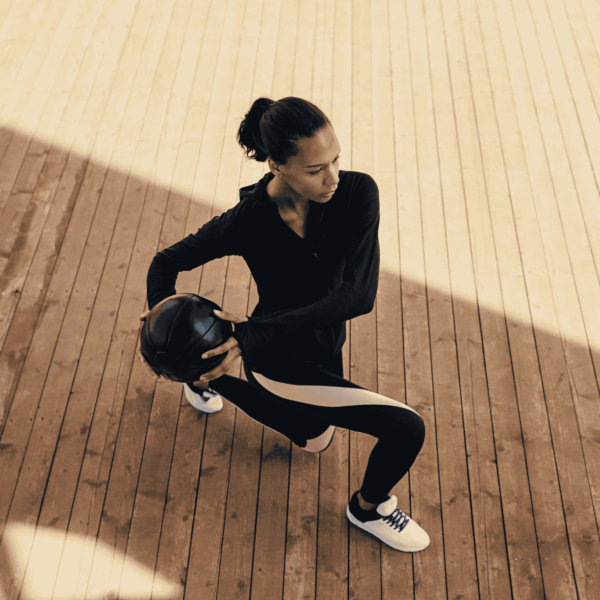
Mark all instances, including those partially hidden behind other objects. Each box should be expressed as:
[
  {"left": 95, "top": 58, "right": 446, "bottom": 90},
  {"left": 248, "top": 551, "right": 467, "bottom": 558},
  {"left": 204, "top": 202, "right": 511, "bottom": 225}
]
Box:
[{"left": 139, "top": 293, "right": 234, "bottom": 382}]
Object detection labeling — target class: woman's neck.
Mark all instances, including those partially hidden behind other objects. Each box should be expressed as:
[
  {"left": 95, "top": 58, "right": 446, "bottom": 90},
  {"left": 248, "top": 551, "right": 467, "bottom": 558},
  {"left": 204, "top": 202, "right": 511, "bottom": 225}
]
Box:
[{"left": 267, "top": 175, "right": 309, "bottom": 216}]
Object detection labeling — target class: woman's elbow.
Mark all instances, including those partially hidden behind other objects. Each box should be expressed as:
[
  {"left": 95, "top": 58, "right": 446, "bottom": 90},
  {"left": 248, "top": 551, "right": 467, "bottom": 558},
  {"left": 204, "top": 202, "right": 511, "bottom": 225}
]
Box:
[{"left": 356, "top": 292, "right": 376, "bottom": 315}]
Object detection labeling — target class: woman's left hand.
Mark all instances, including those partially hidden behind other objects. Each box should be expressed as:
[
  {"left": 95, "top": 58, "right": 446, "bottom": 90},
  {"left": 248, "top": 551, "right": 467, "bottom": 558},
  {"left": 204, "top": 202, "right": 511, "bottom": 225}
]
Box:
[{"left": 194, "top": 310, "right": 248, "bottom": 385}]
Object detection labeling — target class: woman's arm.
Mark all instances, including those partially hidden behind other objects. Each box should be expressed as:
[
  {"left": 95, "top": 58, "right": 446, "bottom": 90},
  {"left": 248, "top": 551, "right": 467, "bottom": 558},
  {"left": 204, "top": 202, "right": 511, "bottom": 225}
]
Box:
[
  {"left": 233, "top": 174, "right": 380, "bottom": 355},
  {"left": 146, "top": 203, "right": 246, "bottom": 309}
]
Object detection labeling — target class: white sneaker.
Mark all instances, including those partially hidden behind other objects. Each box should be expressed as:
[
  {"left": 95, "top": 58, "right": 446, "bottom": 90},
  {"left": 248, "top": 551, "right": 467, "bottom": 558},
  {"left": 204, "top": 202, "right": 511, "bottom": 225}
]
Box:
[
  {"left": 183, "top": 383, "right": 223, "bottom": 413},
  {"left": 346, "top": 492, "right": 430, "bottom": 552}
]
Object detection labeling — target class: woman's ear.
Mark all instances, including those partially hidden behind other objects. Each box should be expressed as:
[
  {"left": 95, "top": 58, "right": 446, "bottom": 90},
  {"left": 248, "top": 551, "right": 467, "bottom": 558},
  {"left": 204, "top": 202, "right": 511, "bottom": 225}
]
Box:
[{"left": 268, "top": 158, "right": 283, "bottom": 177}]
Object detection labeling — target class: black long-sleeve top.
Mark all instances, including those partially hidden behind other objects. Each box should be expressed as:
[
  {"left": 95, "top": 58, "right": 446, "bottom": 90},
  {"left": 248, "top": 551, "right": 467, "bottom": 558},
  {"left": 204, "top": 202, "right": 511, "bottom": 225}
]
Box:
[{"left": 146, "top": 169, "right": 380, "bottom": 372}]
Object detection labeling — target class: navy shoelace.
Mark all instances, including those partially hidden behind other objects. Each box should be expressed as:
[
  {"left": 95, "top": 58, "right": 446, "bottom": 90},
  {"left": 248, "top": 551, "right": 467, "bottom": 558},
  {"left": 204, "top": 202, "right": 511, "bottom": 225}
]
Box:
[{"left": 384, "top": 508, "right": 410, "bottom": 533}]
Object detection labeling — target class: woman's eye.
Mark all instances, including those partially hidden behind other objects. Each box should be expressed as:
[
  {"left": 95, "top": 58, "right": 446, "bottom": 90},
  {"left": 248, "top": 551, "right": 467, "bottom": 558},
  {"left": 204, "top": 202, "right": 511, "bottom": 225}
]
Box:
[{"left": 309, "top": 156, "right": 340, "bottom": 175}]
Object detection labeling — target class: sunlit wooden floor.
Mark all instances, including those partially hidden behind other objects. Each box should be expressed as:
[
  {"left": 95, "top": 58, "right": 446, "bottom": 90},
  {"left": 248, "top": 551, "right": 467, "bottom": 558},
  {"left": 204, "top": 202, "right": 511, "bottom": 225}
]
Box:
[{"left": 1, "top": 0, "right": 600, "bottom": 598}]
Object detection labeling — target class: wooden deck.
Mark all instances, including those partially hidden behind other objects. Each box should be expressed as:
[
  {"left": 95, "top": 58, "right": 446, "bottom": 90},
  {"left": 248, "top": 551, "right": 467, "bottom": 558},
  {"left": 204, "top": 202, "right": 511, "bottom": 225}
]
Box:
[{"left": 1, "top": 0, "right": 600, "bottom": 598}]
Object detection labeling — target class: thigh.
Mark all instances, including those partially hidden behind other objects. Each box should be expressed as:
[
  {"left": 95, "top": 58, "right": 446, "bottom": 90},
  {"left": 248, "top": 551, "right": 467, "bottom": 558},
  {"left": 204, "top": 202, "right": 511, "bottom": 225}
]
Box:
[
  {"left": 208, "top": 372, "right": 331, "bottom": 446},
  {"left": 246, "top": 358, "right": 424, "bottom": 444}
]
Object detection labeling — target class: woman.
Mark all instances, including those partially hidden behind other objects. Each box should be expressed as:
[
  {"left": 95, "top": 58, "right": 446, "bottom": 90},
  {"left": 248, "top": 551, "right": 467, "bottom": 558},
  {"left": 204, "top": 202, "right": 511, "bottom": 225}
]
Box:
[{"left": 142, "top": 96, "right": 429, "bottom": 552}]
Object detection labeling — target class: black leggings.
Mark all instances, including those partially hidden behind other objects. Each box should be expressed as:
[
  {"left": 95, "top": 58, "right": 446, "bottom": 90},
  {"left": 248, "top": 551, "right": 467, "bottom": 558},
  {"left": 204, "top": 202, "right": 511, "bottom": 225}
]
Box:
[{"left": 199, "top": 352, "right": 425, "bottom": 504}]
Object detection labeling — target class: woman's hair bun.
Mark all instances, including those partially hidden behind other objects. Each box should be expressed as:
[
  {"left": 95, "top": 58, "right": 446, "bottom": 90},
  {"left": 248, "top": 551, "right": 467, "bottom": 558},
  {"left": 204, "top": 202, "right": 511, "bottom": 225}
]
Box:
[
  {"left": 237, "top": 97, "right": 274, "bottom": 162},
  {"left": 237, "top": 96, "right": 330, "bottom": 165}
]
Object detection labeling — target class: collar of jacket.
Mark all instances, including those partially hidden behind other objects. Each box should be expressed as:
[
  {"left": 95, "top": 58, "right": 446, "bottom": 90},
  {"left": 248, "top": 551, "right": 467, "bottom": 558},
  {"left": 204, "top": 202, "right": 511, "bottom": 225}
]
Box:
[
  {"left": 238, "top": 171, "right": 277, "bottom": 217},
  {"left": 239, "top": 171, "right": 326, "bottom": 252}
]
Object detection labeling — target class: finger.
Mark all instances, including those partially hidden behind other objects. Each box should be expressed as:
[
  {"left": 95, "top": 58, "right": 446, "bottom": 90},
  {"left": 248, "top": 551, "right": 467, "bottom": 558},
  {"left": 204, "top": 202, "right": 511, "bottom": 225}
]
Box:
[
  {"left": 139, "top": 310, "right": 150, "bottom": 321},
  {"left": 202, "top": 339, "right": 235, "bottom": 360},
  {"left": 201, "top": 337, "right": 237, "bottom": 360},
  {"left": 214, "top": 310, "right": 248, "bottom": 324},
  {"left": 196, "top": 370, "right": 216, "bottom": 384},
  {"left": 198, "top": 347, "right": 241, "bottom": 382}
]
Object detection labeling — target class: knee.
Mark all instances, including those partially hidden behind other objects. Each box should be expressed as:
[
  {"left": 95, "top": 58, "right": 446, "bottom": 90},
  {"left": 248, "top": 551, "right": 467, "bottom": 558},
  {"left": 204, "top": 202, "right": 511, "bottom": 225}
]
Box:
[{"left": 392, "top": 408, "right": 426, "bottom": 450}]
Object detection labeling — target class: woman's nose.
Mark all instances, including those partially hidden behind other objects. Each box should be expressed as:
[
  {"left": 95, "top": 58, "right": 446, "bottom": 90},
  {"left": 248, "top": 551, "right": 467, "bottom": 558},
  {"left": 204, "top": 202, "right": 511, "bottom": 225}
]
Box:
[{"left": 325, "top": 167, "right": 339, "bottom": 186}]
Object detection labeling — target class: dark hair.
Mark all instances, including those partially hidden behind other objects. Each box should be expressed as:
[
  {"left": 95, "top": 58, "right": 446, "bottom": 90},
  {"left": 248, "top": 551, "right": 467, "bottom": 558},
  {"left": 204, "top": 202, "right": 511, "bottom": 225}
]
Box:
[{"left": 237, "top": 96, "right": 331, "bottom": 165}]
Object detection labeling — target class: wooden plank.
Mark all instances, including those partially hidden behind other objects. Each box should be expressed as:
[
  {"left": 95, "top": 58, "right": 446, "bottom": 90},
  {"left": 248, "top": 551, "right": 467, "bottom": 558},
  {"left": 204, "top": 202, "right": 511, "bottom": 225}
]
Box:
[
  {"left": 150, "top": 386, "right": 209, "bottom": 599},
  {"left": 460, "top": 1, "right": 573, "bottom": 598},
  {"left": 50, "top": 186, "right": 171, "bottom": 600},
  {"left": 0, "top": 0, "right": 107, "bottom": 351},
  {"left": 291, "top": 0, "right": 317, "bottom": 98},
  {"left": 419, "top": 1, "right": 481, "bottom": 598},
  {"left": 0, "top": 0, "right": 80, "bottom": 216},
  {"left": 0, "top": 0, "right": 54, "bottom": 114},
  {"left": 528, "top": 0, "right": 600, "bottom": 278},
  {"left": 507, "top": 0, "right": 600, "bottom": 376},
  {"left": 0, "top": 0, "right": 53, "bottom": 163},
  {"left": 0, "top": 133, "right": 33, "bottom": 218},
  {"left": 64, "top": 177, "right": 173, "bottom": 599},
  {"left": 391, "top": 2, "right": 446, "bottom": 599},
  {"left": 0, "top": 0, "right": 106, "bottom": 274},
  {"left": 0, "top": 139, "right": 49, "bottom": 270},
  {"left": 561, "top": 0, "right": 600, "bottom": 521},
  {"left": 1, "top": 0, "right": 175, "bottom": 556},
  {"left": 434, "top": 1, "right": 512, "bottom": 596},
  {"left": 0, "top": 1, "right": 39, "bottom": 85},
  {"left": 137, "top": 3, "right": 225, "bottom": 598},
  {"left": 485, "top": 0, "right": 600, "bottom": 594},
  {"left": 456, "top": 3, "right": 546, "bottom": 599},
  {"left": 562, "top": 0, "right": 600, "bottom": 121},
  {"left": 3, "top": 0, "right": 144, "bottom": 432},
  {"left": 269, "top": 0, "right": 299, "bottom": 100},
  {"left": 56, "top": 1, "right": 195, "bottom": 596},
  {"left": 0, "top": 0, "right": 160, "bottom": 590},
  {"left": 0, "top": 160, "right": 107, "bottom": 526},
  {"left": 0, "top": 144, "right": 68, "bottom": 349},
  {"left": 52, "top": 199, "right": 166, "bottom": 600},
  {"left": 524, "top": 0, "right": 600, "bottom": 506},
  {"left": 370, "top": 1, "right": 415, "bottom": 598},
  {"left": 22, "top": 1, "right": 195, "bottom": 598},
  {"left": 54, "top": 0, "right": 137, "bottom": 157},
  {"left": 141, "top": 43, "right": 216, "bottom": 584},
  {"left": 578, "top": 0, "right": 600, "bottom": 59},
  {"left": 0, "top": 172, "right": 129, "bottom": 600},
  {"left": 311, "top": 0, "right": 334, "bottom": 109},
  {"left": 460, "top": 10, "right": 548, "bottom": 600},
  {"left": 6, "top": 0, "right": 92, "bottom": 139},
  {"left": 0, "top": 0, "right": 135, "bottom": 436}
]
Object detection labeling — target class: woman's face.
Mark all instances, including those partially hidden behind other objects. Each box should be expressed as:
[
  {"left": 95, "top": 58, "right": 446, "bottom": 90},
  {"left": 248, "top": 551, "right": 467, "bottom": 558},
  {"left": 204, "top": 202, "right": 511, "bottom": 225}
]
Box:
[{"left": 271, "top": 124, "right": 341, "bottom": 204}]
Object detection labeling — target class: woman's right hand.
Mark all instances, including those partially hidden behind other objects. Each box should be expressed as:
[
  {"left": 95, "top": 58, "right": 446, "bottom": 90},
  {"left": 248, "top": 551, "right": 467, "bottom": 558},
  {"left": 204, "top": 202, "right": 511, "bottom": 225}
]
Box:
[{"left": 137, "top": 310, "right": 161, "bottom": 381}]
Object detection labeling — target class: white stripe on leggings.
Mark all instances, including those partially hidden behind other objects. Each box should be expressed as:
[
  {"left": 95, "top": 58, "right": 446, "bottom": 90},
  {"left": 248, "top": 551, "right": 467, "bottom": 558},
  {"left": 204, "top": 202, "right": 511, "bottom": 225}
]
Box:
[{"left": 251, "top": 372, "right": 419, "bottom": 415}]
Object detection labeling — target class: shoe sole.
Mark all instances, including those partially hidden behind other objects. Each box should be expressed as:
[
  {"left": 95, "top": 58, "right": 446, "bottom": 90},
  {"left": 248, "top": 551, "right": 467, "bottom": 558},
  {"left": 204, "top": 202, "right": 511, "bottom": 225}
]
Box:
[
  {"left": 346, "top": 506, "right": 430, "bottom": 553},
  {"left": 183, "top": 385, "right": 223, "bottom": 413}
]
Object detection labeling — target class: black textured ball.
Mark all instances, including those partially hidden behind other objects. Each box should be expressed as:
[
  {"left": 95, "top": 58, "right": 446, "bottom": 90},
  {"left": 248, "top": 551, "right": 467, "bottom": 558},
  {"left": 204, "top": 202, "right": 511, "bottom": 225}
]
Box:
[{"left": 140, "top": 293, "right": 234, "bottom": 382}]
